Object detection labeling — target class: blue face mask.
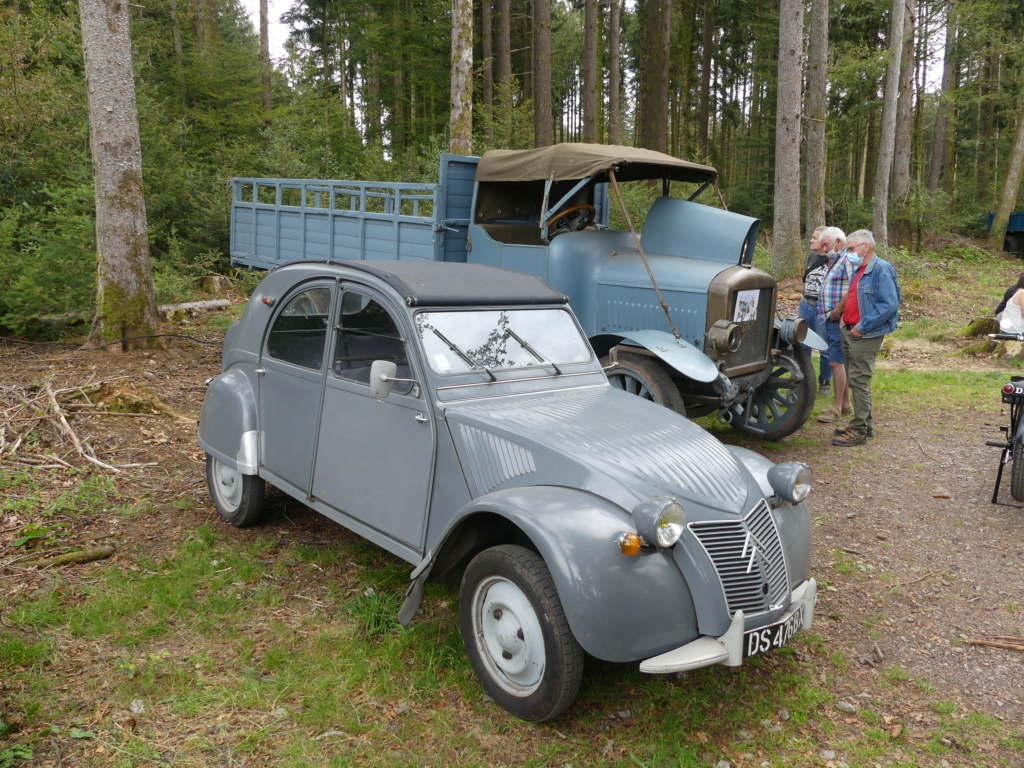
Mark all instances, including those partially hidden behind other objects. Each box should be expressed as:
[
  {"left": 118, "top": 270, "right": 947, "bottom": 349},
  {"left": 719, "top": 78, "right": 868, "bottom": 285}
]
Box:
[{"left": 847, "top": 252, "right": 864, "bottom": 267}]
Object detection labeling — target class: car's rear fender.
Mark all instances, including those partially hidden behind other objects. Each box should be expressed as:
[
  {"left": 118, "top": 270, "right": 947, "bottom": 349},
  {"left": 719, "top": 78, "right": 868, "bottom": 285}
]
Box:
[
  {"left": 434, "top": 485, "right": 700, "bottom": 662},
  {"left": 197, "top": 368, "right": 259, "bottom": 474}
]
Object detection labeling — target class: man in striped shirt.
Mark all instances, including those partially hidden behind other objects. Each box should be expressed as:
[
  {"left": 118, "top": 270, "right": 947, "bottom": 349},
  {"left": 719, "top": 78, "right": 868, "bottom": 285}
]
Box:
[{"left": 815, "top": 227, "right": 852, "bottom": 424}]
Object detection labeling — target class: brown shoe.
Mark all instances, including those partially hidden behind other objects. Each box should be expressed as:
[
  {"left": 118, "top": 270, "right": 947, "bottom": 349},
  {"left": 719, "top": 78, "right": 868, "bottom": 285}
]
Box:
[
  {"left": 833, "top": 428, "right": 868, "bottom": 447},
  {"left": 841, "top": 407, "right": 854, "bottom": 416},
  {"left": 817, "top": 409, "right": 841, "bottom": 423}
]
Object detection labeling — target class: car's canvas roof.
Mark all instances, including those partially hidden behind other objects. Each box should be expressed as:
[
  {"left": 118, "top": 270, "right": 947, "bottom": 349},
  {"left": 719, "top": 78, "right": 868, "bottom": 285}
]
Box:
[
  {"left": 334, "top": 260, "right": 568, "bottom": 308},
  {"left": 475, "top": 143, "right": 718, "bottom": 184}
]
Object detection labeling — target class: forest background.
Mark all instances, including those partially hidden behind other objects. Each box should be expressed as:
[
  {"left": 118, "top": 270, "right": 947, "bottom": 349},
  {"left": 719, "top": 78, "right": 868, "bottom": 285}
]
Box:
[{"left": 2, "top": 0, "right": 1024, "bottom": 336}]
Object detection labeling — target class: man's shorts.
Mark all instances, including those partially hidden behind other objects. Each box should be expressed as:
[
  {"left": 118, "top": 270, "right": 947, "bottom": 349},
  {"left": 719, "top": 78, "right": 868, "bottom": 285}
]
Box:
[{"left": 824, "top": 319, "right": 844, "bottom": 365}]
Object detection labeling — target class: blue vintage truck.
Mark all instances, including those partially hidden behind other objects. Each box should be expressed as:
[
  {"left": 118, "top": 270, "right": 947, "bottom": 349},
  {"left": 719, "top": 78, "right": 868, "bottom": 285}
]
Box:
[
  {"left": 988, "top": 211, "right": 1024, "bottom": 256},
  {"left": 229, "top": 143, "right": 823, "bottom": 439}
]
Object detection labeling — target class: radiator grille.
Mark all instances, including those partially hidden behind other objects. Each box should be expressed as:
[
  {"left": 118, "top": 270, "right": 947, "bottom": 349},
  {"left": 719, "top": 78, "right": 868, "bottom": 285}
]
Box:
[
  {"left": 688, "top": 500, "right": 789, "bottom": 616},
  {"left": 723, "top": 287, "right": 773, "bottom": 373}
]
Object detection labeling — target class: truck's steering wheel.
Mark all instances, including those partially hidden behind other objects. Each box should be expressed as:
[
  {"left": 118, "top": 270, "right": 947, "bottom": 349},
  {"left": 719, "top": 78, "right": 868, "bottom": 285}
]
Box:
[{"left": 546, "top": 204, "right": 597, "bottom": 237}]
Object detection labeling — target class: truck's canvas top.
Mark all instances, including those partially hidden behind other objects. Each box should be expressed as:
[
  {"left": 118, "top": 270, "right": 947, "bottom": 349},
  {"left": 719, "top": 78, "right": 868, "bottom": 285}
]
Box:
[{"left": 476, "top": 143, "right": 718, "bottom": 184}]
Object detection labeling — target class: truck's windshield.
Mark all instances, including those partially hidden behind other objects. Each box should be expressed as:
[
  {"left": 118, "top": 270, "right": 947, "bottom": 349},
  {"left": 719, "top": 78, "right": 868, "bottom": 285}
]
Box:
[{"left": 415, "top": 308, "right": 592, "bottom": 375}]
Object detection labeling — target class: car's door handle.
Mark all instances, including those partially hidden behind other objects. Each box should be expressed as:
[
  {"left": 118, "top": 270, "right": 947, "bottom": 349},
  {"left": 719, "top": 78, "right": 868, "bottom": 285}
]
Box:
[
  {"left": 255, "top": 367, "right": 266, "bottom": 375},
  {"left": 414, "top": 413, "right": 429, "bottom": 423}
]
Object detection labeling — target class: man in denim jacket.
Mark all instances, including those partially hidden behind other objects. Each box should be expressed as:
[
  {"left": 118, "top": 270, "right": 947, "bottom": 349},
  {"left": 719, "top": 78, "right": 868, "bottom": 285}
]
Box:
[{"left": 833, "top": 229, "right": 901, "bottom": 447}]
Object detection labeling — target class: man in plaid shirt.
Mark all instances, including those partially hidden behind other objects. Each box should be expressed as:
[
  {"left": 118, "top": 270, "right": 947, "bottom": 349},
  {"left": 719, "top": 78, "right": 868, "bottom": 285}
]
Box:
[{"left": 816, "top": 228, "right": 852, "bottom": 424}]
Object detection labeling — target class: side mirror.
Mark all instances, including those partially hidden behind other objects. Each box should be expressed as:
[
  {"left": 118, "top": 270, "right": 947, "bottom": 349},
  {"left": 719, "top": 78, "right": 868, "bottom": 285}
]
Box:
[
  {"left": 370, "top": 360, "right": 418, "bottom": 399},
  {"left": 370, "top": 360, "right": 397, "bottom": 399}
]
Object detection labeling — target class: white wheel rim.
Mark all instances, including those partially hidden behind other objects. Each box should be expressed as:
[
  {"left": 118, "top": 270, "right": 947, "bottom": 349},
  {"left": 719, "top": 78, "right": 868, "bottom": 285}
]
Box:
[
  {"left": 212, "top": 458, "right": 242, "bottom": 511},
  {"left": 472, "top": 576, "right": 545, "bottom": 696}
]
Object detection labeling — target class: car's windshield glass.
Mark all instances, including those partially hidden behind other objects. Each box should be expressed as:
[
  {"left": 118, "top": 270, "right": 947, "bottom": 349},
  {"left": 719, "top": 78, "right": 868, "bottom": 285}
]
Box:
[{"left": 415, "top": 308, "right": 591, "bottom": 375}]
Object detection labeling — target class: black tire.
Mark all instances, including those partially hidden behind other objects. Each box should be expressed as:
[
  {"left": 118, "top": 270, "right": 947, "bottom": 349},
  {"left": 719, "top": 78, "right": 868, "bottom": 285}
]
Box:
[
  {"left": 459, "top": 545, "right": 584, "bottom": 722},
  {"left": 1011, "top": 440, "right": 1024, "bottom": 503},
  {"left": 206, "top": 453, "right": 266, "bottom": 527},
  {"left": 1004, "top": 234, "right": 1020, "bottom": 256},
  {"left": 729, "top": 345, "right": 816, "bottom": 440},
  {"left": 601, "top": 350, "right": 686, "bottom": 414}
]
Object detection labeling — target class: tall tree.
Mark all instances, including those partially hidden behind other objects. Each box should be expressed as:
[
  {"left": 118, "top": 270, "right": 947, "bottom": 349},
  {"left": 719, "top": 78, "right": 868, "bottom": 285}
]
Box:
[
  {"left": 78, "top": 0, "right": 162, "bottom": 349},
  {"left": 534, "top": 0, "right": 553, "bottom": 146},
  {"left": 771, "top": 0, "right": 803, "bottom": 277},
  {"left": 891, "top": 0, "right": 916, "bottom": 249},
  {"left": 989, "top": 103, "right": 1024, "bottom": 251},
  {"left": 927, "top": 0, "right": 957, "bottom": 194},
  {"left": 697, "top": 0, "right": 715, "bottom": 159},
  {"left": 260, "top": 0, "right": 271, "bottom": 113},
  {"left": 481, "top": 0, "right": 493, "bottom": 131},
  {"left": 804, "top": 0, "right": 828, "bottom": 233},
  {"left": 583, "top": 0, "right": 599, "bottom": 142},
  {"left": 450, "top": 0, "right": 472, "bottom": 153},
  {"left": 872, "top": 0, "right": 907, "bottom": 248},
  {"left": 638, "top": 0, "right": 672, "bottom": 152},
  {"left": 608, "top": 0, "right": 622, "bottom": 144}
]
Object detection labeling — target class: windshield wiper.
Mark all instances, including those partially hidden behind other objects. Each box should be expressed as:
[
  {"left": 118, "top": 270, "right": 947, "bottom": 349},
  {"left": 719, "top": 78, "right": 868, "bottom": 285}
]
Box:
[
  {"left": 506, "top": 328, "right": 562, "bottom": 375},
  {"left": 431, "top": 328, "right": 496, "bottom": 381}
]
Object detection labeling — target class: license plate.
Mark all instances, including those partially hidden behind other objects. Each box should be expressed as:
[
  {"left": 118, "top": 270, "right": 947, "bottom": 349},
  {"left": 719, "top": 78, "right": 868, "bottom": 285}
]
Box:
[{"left": 743, "top": 603, "right": 804, "bottom": 658}]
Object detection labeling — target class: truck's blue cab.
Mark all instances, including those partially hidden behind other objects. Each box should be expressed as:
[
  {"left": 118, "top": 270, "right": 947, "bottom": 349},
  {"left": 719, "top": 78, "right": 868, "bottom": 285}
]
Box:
[{"left": 230, "top": 143, "right": 823, "bottom": 439}]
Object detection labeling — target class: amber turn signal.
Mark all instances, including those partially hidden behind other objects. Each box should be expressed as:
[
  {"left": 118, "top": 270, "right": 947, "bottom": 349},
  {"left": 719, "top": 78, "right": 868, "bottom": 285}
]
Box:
[{"left": 618, "top": 532, "right": 643, "bottom": 556}]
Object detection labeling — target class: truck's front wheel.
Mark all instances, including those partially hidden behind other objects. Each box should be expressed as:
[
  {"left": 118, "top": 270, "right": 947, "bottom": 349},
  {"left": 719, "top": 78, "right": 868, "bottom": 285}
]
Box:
[
  {"left": 602, "top": 351, "right": 685, "bottom": 414},
  {"left": 729, "top": 346, "right": 816, "bottom": 440}
]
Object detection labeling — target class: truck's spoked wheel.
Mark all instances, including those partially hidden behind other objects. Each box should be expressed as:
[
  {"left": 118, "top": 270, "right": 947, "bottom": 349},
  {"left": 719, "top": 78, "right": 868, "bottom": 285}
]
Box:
[
  {"left": 601, "top": 351, "right": 685, "bottom": 414},
  {"left": 729, "top": 347, "right": 816, "bottom": 440}
]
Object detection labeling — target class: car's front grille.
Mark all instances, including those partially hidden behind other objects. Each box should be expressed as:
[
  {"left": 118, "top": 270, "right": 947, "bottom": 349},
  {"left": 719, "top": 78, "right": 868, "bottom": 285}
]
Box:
[
  {"left": 688, "top": 500, "right": 789, "bottom": 616},
  {"left": 722, "top": 287, "right": 773, "bottom": 374}
]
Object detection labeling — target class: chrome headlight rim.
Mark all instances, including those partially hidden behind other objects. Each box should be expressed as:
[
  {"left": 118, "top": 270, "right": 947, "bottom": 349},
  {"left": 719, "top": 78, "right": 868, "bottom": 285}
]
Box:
[
  {"left": 631, "top": 497, "right": 686, "bottom": 548},
  {"left": 767, "top": 461, "right": 813, "bottom": 504}
]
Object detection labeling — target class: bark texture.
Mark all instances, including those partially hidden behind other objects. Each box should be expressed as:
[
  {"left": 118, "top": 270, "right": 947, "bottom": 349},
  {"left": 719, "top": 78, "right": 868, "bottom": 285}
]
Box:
[
  {"left": 608, "top": 0, "right": 621, "bottom": 144},
  {"left": 771, "top": 0, "right": 804, "bottom": 277},
  {"left": 533, "top": 0, "right": 553, "bottom": 146},
  {"left": 449, "top": 0, "right": 472, "bottom": 154},
  {"left": 805, "top": 0, "right": 828, "bottom": 234},
  {"left": 872, "top": 0, "right": 907, "bottom": 250},
  {"left": 891, "top": 0, "right": 917, "bottom": 249},
  {"left": 582, "top": 0, "right": 598, "bottom": 143},
  {"left": 78, "top": 0, "right": 162, "bottom": 350}
]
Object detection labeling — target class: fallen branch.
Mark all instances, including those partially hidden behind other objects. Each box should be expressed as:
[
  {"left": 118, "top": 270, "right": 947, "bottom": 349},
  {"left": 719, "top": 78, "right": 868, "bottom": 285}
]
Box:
[
  {"left": 44, "top": 383, "right": 120, "bottom": 473},
  {"left": 23, "top": 545, "right": 115, "bottom": 569},
  {"left": 966, "top": 638, "right": 1024, "bottom": 653}
]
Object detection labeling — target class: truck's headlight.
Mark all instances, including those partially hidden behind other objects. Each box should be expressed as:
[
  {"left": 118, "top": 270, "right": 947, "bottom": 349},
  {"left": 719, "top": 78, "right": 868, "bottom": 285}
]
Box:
[
  {"left": 631, "top": 497, "right": 686, "bottom": 548},
  {"left": 767, "top": 462, "right": 812, "bottom": 503}
]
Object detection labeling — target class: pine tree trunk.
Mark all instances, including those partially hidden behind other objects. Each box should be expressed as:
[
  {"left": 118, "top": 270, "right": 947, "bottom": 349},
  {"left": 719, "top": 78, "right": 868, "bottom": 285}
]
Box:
[
  {"left": 78, "top": 0, "right": 162, "bottom": 351},
  {"left": 804, "top": 0, "right": 828, "bottom": 233},
  {"left": 608, "top": 0, "right": 621, "bottom": 144},
  {"left": 638, "top": 0, "right": 671, "bottom": 152},
  {"left": 927, "top": 0, "right": 957, "bottom": 194},
  {"left": 697, "top": 0, "right": 714, "bottom": 159},
  {"left": 891, "top": 0, "right": 916, "bottom": 250},
  {"left": 771, "top": 0, "right": 804, "bottom": 278},
  {"left": 449, "top": 0, "right": 473, "bottom": 154},
  {"left": 533, "top": 0, "right": 553, "bottom": 146},
  {"left": 260, "top": 0, "right": 271, "bottom": 114},
  {"left": 871, "top": 0, "right": 906, "bottom": 250},
  {"left": 482, "top": 0, "right": 493, "bottom": 134},
  {"left": 583, "top": 0, "right": 598, "bottom": 143},
  {"left": 988, "top": 101, "right": 1024, "bottom": 251}
]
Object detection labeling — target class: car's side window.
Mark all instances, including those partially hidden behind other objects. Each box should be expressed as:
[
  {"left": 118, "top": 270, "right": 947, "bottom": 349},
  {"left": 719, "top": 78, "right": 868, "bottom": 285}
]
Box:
[
  {"left": 266, "top": 286, "right": 332, "bottom": 369},
  {"left": 333, "top": 291, "right": 413, "bottom": 395}
]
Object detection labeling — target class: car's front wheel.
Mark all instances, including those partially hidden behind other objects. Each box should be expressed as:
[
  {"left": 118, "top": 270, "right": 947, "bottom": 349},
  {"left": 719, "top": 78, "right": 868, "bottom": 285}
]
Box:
[
  {"left": 206, "top": 454, "right": 266, "bottom": 527},
  {"left": 601, "top": 351, "right": 686, "bottom": 414},
  {"left": 460, "top": 545, "right": 583, "bottom": 722}
]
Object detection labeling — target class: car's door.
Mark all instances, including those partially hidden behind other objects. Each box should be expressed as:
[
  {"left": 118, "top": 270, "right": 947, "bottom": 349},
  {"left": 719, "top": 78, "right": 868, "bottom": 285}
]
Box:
[
  {"left": 311, "top": 286, "right": 435, "bottom": 552},
  {"left": 258, "top": 282, "right": 333, "bottom": 495}
]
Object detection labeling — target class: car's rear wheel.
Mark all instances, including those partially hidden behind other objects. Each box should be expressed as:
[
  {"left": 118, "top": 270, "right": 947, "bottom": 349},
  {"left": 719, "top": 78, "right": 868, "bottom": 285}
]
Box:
[
  {"left": 460, "top": 545, "right": 583, "bottom": 722},
  {"left": 206, "top": 454, "right": 266, "bottom": 527},
  {"left": 602, "top": 350, "right": 685, "bottom": 414},
  {"left": 729, "top": 346, "right": 816, "bottom": 440},
  {"left": 1011, "top": 440, "right": 1024, "bottom": 502}
]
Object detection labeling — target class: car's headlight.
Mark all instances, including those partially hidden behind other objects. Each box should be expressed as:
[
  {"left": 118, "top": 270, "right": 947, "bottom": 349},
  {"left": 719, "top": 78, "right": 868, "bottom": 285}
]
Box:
[
  {"left": 767, "top": 462, "right": 813, "bottom": 504},
  {"left": 631, "top": 497, "right": 686, "bottom": 548}
]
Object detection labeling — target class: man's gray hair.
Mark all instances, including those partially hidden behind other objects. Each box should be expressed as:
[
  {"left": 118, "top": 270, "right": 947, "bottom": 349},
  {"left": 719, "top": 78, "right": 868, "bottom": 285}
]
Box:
[
  {"left": 820, "top": 226, "right": 846, "bottom": 244},
  {"left": 847, "top": 229, "right": 876, "bottom": 249}
]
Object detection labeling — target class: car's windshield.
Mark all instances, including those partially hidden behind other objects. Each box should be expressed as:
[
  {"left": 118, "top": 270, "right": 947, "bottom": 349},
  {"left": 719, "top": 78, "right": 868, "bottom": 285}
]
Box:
[{"left": 415, "top": 308, "right": 592, "bottom": 375}]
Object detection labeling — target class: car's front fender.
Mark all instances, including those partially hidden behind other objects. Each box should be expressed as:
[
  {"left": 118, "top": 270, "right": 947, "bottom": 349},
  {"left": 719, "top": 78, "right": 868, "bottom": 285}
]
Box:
[
  {"left": 592, "top": 329, "right": 719, "bottom": 383},
  {"left": 451, "top": 486, "right": 700, "bottom": 662},
  {"left": 197, "top": 368, "right": 259, "bottom": 474}
]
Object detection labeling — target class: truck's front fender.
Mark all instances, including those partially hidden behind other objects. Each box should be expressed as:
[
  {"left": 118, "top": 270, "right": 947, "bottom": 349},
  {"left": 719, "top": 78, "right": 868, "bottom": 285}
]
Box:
[
  {"left": 447, "top": 486, "right": 699, "bottom": 662},
  {"left": 592, "top": 329, "right": 719, "bottom": 383},
  {"left": 197, "top": 368, "right": 259, "bottom": 474}
]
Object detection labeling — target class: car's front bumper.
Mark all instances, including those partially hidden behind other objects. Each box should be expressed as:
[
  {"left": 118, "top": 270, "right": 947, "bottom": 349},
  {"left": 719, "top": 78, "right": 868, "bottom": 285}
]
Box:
[{"left": 638, "top": 578, "right": 817, "bottom": 674}]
